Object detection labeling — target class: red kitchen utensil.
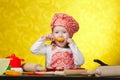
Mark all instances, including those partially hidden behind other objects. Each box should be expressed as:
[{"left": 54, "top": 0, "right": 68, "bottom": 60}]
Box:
[{"left": 6, "top": 54, "right": 24, "bottom": 68}]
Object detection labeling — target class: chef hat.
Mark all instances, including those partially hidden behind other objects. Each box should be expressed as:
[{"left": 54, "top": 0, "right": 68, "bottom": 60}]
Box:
[{"left": 50, "top": 13, "right": 79, "bottom": 37}]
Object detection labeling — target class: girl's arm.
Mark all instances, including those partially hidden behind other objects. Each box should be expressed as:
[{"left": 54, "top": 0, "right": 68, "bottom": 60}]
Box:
[
  {"left": 30, "top": 37, "right": 48, "bottom": 54},
  {"left": 68, "top": 40, "right": 84, "bottom": 67}
]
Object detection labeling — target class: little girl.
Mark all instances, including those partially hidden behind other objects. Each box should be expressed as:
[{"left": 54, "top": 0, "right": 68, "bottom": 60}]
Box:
[{"left": 30, "top": 13, "right": 84, "bottom": 69}]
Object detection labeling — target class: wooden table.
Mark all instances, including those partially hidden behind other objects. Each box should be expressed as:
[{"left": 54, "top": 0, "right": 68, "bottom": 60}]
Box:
[{"left": 0, "top": 75, "right": 119, "bottom": 80}]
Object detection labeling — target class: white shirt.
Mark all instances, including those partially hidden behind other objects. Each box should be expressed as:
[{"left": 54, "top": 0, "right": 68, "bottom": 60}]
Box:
[{"left": 30, "top": 37, "right": 84, "bottom": 68}]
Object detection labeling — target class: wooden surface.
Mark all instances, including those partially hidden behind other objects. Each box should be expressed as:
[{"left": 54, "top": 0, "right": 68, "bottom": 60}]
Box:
[{"left": 0, "top": 75, "right": 119, "bottom": 80}]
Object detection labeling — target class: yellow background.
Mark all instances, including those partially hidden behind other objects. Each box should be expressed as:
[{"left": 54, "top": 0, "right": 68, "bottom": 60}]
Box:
[{"left": 0, "top": 0, "right": 120, "bottom": 70}]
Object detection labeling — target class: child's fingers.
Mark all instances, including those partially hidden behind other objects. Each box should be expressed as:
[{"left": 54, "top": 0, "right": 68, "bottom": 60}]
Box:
[
  {"left": 45, "top": 34, "right": 54, "bottom": 40},
  {"left": 67, "top": 38, "right": 73, "bottom": 43}
]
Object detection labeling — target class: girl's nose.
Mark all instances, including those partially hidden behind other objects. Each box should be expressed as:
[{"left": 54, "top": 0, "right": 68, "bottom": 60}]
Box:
[{"left": 59, "top": 33, "right": 63, "bottom": 37}]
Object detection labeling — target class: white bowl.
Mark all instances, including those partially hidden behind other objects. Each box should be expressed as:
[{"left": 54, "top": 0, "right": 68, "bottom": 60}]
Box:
[
  {"left": 0, "top": 58, "right": 10, "bottom": 75},
  {"left": 11, "top": 68, "right": 23, "bottom": 74}
]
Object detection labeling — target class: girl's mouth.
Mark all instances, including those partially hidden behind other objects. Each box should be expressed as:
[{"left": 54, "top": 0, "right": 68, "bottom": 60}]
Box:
[{"left": 55, "top": 37, "right": 64, "bottom": 42}]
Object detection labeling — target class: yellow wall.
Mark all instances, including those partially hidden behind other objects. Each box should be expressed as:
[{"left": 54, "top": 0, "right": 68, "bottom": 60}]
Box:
[{"left": 0, "top": 0, "right": 120, "bottom": 70}]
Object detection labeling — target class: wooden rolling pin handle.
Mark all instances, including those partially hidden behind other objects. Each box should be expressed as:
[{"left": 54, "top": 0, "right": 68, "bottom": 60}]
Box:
[{"left": 54, "top": 71, "right": 64, "bottom": 76}]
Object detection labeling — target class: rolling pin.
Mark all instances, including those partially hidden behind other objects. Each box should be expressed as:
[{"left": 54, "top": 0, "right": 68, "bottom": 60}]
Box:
[
  {"left": 64, "top": 69, "right": 87, "bottom": 76},
  {"left": 95, "top": 66, "right": 120, "bottom": 77},
  {"left": 86, "top": 66, "right": 120, "bottom": 77},
  {"left": 22, "top": 63, "right": 46, "bottom": 72},
  {"left": 23, "top": 69, "right": 87, "bottom": 76},
  {"left": 50, "top": 69, "right": 87, "bottom": 76}
]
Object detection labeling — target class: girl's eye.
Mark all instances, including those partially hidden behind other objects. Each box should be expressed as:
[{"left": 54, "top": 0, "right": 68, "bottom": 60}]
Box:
[
  {"left": 63, "top": 31, "right": 66, "bottom": 33},
  {"left": 55, "top": 32, "right": 58, "bottom": 33}
]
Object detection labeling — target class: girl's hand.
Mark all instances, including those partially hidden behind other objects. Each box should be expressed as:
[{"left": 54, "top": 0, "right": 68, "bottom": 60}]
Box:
[
  {"left": 45, "top": 34, "right": 54, "bottom": 41},
  {"left": 67, "top": 38, "right": 74, "bottom": 44}
]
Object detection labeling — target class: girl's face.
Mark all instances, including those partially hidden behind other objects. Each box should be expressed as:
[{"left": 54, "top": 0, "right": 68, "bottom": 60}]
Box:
[{"left": 52, "top": 26, "right": 70, "bottom": 48}]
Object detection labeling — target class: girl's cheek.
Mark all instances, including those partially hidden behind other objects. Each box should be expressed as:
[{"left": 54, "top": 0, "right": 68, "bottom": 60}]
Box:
[
  {"left": 64, "top": 35, "right": 69, "bottom": 39},
  {"left": 54, "top": 35, "right": 58, "bottom": 38},
  {"left": 53, "top": 33, "right": 57, "bottom": 37}
]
